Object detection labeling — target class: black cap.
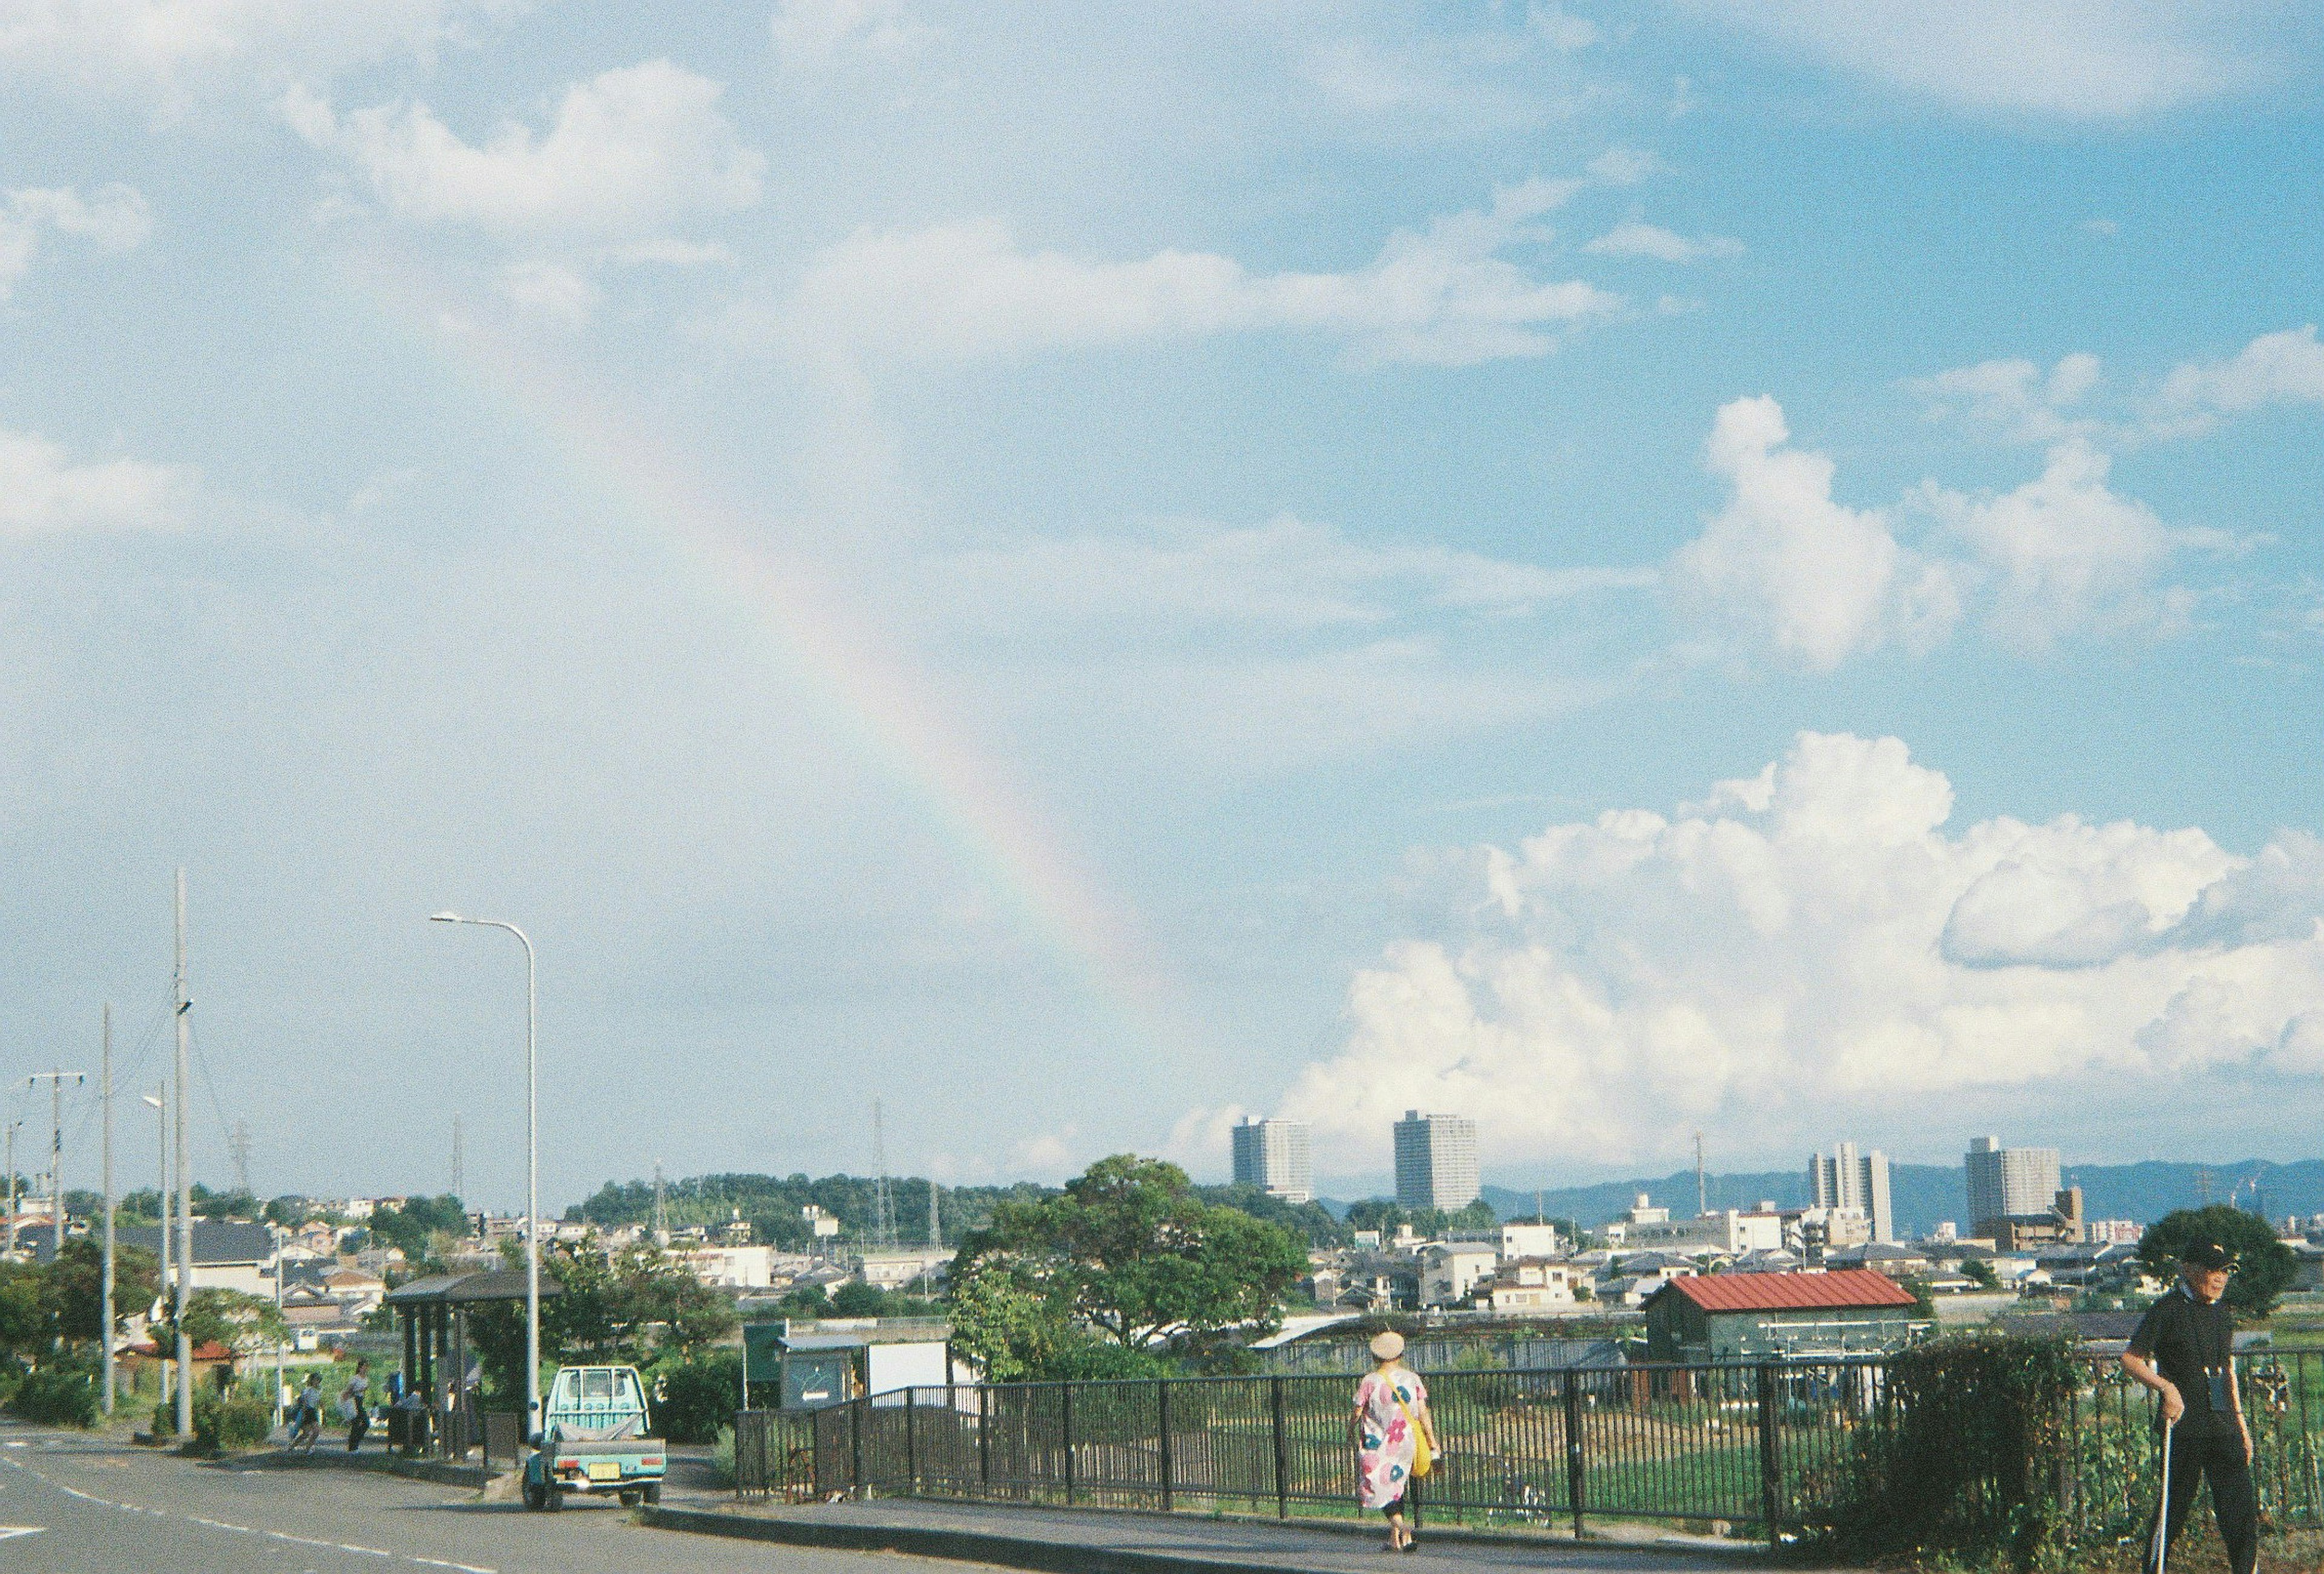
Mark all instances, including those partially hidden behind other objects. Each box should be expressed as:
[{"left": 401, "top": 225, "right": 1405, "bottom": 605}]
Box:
[{"left": 2182, "top": 1241, "right": 2234, "bottom": 1271}]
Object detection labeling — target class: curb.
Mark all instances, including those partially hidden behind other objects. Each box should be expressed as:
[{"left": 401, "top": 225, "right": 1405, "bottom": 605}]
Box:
[
  {"left": 638, "top": 1504, "right": 1333, "bottom": 1574},
  {"left": 638, "top": 1505, "right": 1777, "bottom": 1573},
  {"left": 212, "top": 1449, "right": 502, "bottom": 1492}
]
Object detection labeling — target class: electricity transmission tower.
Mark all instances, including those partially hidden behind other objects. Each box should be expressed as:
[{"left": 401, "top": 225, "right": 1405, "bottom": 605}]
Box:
[
  {"left": 229, "top": 1120, "right": 252, "bottom": 1197},
  {"left": 450, "top": 1115, "right": 464, "bottom": 1202},
  {"left": 652, "top": 1160, "right": 669, "bottom": 1244},
  {"left": 870, "top": 1102, "right": 894, "bottom": 1250}
]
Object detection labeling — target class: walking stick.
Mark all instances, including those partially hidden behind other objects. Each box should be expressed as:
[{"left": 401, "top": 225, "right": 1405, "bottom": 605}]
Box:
[{"left": 2150, "top": 1418, "right": 2175, "bottom": 1574}]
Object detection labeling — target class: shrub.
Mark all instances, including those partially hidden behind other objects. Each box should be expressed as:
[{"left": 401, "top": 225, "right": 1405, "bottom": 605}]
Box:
[
  {"left": 1814, "top": 1332, "right": 2081, "bottom": 1570},
  {"left": 9, "top": 1368, "right": 98, "bottom": 1427},
  {"left": 191, "top": 1391, "right": 275, "bottom": 1452},
  {"left": 654, "top": 1353, "right": 740, "bottom": 1444},
  {"left": 151, "top": 1398, "right": 176, "bottom": 1437}
]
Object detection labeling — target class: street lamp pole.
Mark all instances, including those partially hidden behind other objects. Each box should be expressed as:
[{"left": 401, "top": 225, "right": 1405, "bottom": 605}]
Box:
[{"left": 429, "top": 912, "right": 540, "bottom": 1437}]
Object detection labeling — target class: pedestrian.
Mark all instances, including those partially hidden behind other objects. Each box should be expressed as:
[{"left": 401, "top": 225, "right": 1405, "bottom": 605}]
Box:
[
  {"left": 341, "top": 1358, "right": 372, "bottom": 1452},
  {"left": 1348, "top": 1330, "right": 1436, "bottom": 1552},
  {"left": 290, "top": 1373, "right": 324, "bottom": 1454},
  {"left": 2122, "top": 1240, "right": 2257, "bottom": 1574}
]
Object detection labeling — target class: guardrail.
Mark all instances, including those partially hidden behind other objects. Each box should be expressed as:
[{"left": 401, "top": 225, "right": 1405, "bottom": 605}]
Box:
[{"left": 735, "top": 1351, "right": 2324, "bottom": 1550}]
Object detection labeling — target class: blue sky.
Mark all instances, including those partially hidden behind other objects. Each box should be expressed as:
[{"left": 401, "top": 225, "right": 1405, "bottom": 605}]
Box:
[{"left": 1, "top": 1, "right": 2320, "bottom": 1208}]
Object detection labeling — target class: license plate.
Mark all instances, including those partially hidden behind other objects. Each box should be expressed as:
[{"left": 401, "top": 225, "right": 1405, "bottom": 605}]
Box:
[{"left": 586, "top": 1461, "right": 621, "bottom": 1481}]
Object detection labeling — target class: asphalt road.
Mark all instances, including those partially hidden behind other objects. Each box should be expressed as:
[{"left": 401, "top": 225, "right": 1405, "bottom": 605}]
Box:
[{"left": 0, "top": 1420, "right": 884, "bottom": 1574}]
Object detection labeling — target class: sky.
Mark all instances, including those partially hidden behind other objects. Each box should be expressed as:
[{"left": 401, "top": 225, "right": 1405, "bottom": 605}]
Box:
[{"left": 1, "top": 1, "right": 2320, "bottom": 1210}]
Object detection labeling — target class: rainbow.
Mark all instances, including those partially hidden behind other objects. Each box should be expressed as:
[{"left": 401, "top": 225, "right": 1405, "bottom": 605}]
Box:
[{"left": 357, "top": 257, "right": 1173, "bottom": 1044}]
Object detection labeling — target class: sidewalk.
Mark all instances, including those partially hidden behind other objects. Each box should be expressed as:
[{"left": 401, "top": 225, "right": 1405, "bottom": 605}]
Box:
[{"left": 643, "top": 1495, "right": 1862, "bottom": 1574}]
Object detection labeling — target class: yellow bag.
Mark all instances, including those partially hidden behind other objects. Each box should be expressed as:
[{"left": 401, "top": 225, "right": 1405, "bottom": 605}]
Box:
[{"left": 1395, "top": 1384, "right": 1433, "bottom": 1480}]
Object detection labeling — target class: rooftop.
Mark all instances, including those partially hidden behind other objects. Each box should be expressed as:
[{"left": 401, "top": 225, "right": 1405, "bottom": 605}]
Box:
[{"left": 1654, "top": 1268, "right": 1920, "bottom": 1314}]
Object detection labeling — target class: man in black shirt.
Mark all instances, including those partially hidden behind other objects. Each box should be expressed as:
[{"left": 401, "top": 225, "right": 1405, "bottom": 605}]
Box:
[{"left": 2121, "top": 1240, "right": 2256, "bottom": 1574}]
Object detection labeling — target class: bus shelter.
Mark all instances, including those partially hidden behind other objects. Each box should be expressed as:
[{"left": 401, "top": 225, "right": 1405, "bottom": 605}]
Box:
[{"left": 384, "top": 1268, "right": 562, "bottom": 1460}]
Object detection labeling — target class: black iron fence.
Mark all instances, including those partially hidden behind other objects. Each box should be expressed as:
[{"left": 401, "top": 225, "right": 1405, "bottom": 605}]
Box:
[{"left": 735, "top": 1351, "right": 2324, "bottom": 1550}]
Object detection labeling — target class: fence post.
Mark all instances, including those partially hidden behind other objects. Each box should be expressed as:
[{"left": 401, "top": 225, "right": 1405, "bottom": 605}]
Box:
[
  {"left": 1756, "top": 1365, "right": 1783, "bottom": 1549},
  {"left": 1062, "top": 1385, "right": 1077, "bottom": 1506},
  {"left": 852, "top": 1397, "right": 868, "bottom": 1498},
  {"left": 1270, "top": 1376, "right": 1290, "bottom": 1520},
  {"left": 905, "top": 1387, "right": 919, "bottom": 1495},
  {"left": 1561, "top": 1369, "right": 1586, "bottom": 1540},
  {"left": 979, "top": 1385, "right": 993, "bottom": 1495},
  {"left": 1158, "top": 1378, "right": 1174, "bottom": 1513}
]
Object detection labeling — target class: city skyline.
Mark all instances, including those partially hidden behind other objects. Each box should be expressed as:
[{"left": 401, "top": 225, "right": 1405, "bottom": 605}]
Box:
[{"left": 0, "top": 5, "right": 2320, "bottom": 1203}]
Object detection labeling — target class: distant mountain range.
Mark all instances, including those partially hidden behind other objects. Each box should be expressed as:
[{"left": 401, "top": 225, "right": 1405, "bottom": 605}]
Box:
[{"left": 1458, "top": 1159, "right": 2321, "bottom": 1238}]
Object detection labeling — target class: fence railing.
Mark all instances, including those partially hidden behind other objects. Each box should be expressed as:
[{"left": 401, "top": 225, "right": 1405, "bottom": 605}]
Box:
[{"left": 734, "top": 1351, "right": 2324, "bottom": 1550}]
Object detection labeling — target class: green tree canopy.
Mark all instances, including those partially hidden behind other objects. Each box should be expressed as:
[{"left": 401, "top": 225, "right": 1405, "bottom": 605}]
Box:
[
  {"left": 467, "top": 1237, "right": 740, "bottom": 1401},
  {"left": 2138, "top": 1207, "right": 2298, "bottom": 1318},
  {"left": 954, "top": 1154, "right": 1305, "bottom": 1354},
  {"left": 155, "top": 1287, "right": 288, "bottom": 1358},
  {"left": 43, "top": 1239, "right": 159, "bottom": 1344}
]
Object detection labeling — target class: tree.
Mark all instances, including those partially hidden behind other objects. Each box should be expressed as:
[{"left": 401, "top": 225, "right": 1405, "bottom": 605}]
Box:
[
  {"left": 946, "top": 1257, "right": 1069, "bottom": 1381},
  {"left": 1960, "top": 1258, "right": 2000, "bottom": 1290},
  {"left": 263, "top": 1196, "right": 312, "bottom": 1228},
  {"left": 42, "top": 1239, "right": 159, "bottom": 1344},
  {"left": 2138, "top": 1207, "right": 2299, "bottom": 1318},
  {"left": 154, "top": 1288, "right": 287, "bottom": 1361},
  {"left": 466, "top": 1236, "right": 738, "bottom": 1400},
  {"left": 365, "top": 1195, "right": 470, "bottom": 1260},
  {"left": 954, "top": 1154, "right": 1305, "bottom": 1353}
]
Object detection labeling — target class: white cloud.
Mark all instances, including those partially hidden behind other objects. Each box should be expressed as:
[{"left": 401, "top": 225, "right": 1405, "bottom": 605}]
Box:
[
  {"left": 770, "top": 0, "right": 931, "bottom": 70},
  {"left": 2157, "top": 324, "right": 2324, "bottom": 428},
  {"left": 293, "top": 60, "right": 764, "bottom": 242},
  {"left": 1923, "top": 440, "right": 2186, "bottom": 649},
  {"left": 0, "top": 426, "right": 189, "bottom": 535},
  {"left": 1670, "top": 395, "right": 2222, "bottom": 665},
  {"left": 769, "top": 180, "right": 1618, "bottom": 367},
  {"left": 1688, "top": 0, "right": 2300, "bottom": 119},
  {"left": 1669, "top": 396, "right": 1957, "bottom": 668},
  {"left": 1527, "top": 3, "right": 1600, "bottom": 51},
  {"left": 0, "top": 0, "right": 514, "bottom": 107},
  {"left": 1586, "top": 147, "right": 1663, "bottom": 185},
  {"left": 1266, "top": 732, "right": 2324, "bottom": 1165},
  {"left": 1583, "top": 220, "right": 1742, "bottom": 263},
  {"left": 0, "top": 183, "right": 150, "bottom": 298},
  {"left": 498, "top": 259, "right": 599, "bottom": 328},
  {"left": 1908, "top": 352, "right": 2104, "bottom": 443},
  {"left": 931, "top": 516, "right": 1655, "bottom": 636}
]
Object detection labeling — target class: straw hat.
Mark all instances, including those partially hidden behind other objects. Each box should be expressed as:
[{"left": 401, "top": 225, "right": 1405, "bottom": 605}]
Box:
[{"left": 1368, "top": 1330, "right": 1405, "bottom": 1362}]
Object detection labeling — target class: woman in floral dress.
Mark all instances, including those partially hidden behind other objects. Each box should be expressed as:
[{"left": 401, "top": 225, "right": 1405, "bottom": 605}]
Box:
[{"left": 1349, "top": 1331, "right": 1437, "bottom": 1550}]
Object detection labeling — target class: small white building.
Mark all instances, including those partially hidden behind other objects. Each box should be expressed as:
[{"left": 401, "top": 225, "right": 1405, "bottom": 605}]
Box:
[
  {"left": 1498, "top": 1222, "right": 1562, "bottom": 1261},
  {"left": 677, "top": 1245, "right": 778, "bottom": 1289},
  {"left": 1485, "top": 1257, "right": 1578, "bottom": 1311},
  {"left": 1421, "top": 1243, "right": 1500, "bottom": 1308}
]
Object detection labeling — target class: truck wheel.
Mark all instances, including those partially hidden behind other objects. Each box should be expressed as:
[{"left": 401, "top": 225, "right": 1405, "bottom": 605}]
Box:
[
  {"left": 642, "top": 1484, "right": 661, "bottom": 1505},
  {"left": 619, "top": 1489, "right": 640, "bottom": 1508}
]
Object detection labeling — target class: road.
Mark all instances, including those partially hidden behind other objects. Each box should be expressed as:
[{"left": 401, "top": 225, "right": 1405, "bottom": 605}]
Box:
[{"left": 0, "top": 1420, "right": 891, "bottom": 1574}]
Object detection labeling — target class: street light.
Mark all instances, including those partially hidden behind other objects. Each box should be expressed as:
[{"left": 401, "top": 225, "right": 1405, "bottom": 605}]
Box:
[{"left": 429, "top": 910, "right": 541, "bottom": 1437}]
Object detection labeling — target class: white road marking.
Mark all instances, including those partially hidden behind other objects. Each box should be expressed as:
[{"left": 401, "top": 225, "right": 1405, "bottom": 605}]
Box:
[
  {"left": 0, "top": 1525, "right": 43, "bottom": 1539},
  {"left": 409, "top": 1559, "right": 496, "bottom": 1573},
  {"left": 336, "top": 1542, "right": 395, "bottom": 1556}
]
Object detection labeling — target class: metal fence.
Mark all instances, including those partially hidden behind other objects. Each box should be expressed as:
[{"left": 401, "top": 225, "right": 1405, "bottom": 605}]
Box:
[{"left": 735, "top": 1351, "right": 2324, "bottom": 1549}]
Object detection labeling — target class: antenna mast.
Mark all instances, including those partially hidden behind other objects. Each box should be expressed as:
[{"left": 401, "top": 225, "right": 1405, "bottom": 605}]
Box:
[
  {"left": 229, "top": 1120, "right": 252, "bottom": 1198},
  {"left": 1695, "top": 1131, "right": 1707, "bottom": 1217},
  {"left": 652, "top": 1160, "right": 669, "bottom": 1245},
  {"left": 450, "top": 1115, "right": 465, "bottom": 1202}
]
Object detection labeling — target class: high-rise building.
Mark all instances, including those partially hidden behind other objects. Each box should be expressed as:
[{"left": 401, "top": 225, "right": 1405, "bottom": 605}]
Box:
[
  {"left": 1230, "top": 1118, "right": 1313, "bottom": 1204},
  {"left": 1809, "top": 1142, "right": 1895, "bottom": 1243},
  {"left": 1393, "top": 1111, "right": 1480, "bottom": 1213},
  {"left": 1965, "top": 1137, "right": 2063, "bottom": 1233}
]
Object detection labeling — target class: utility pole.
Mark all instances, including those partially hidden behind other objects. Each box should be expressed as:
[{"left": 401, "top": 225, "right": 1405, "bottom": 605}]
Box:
[
  {"left": 871, "top": 1101, "right": 893, "bottom": 1250},
  {"left": 928, "top": 1181, "right": 940, "bottom": 1253},
  {"left": 4, "top": 1119, "right": 19, "bottom": 1252},
  {"left": 174, "top": 868, "right": 193, "bottom": 1440},
  {"left": 142, "top": 1090, "right": 168, "bottom": 1409},
  {"left": 29, "top": 1069, "right": 87, "bottom": 1258},
  {"left": 101, "top": 1004, "right": 116, "bottom": 1416}
]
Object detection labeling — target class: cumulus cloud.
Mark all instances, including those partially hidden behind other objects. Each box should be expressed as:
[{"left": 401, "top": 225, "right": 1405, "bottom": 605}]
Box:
[
  {"left": 2156, "top": 324, "right": 2324, "bottom": 429},
  {"left": 0, "top": 426, "right": 189, "bottom": 535},
  {"left": 0, "top": 0, "right": 515, "bottom": 107},
  {"left": 0, "top": 182, "right": 149, "bottom": 298},
  {"left": 1669, "top": 396, "right": 1957, "bottom": 667},
  {"left": 1669, "top": 395, "right": 2224, "bottom": 665},
  {"left": 1923, "top": 440, "right": 2188, "bottom": 649},
  {"left": 1263, "top": 732, "right": 2324, "bottom": 1165},
  {"left": 1583, "top": 221, "right": 1742, "bottom": 263},
  {"left": 290, "top": 60, "right": 764, "bottom": 241},
  {"left": 1687, "top": 0, "right": 2302, "bottom": 119},
  {"left": 765, "top": 179, "right": 1618, "bottom": 366}
]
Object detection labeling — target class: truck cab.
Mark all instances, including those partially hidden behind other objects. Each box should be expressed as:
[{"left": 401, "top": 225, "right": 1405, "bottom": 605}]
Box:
[{"left": 522, "top": 1365, "right": 667, "bottom": 1510}]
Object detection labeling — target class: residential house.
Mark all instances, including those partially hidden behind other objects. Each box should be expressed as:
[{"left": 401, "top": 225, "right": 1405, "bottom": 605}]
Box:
[
  {"left": 1485, "top": 1257, "right": 1578, "bottom": 1311},
  {"left": 1420, "top": 1243, "right": 1499, "bottom": 1308}
]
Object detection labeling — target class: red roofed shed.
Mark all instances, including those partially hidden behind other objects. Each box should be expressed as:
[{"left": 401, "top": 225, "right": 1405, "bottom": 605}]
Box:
[{"left": 1646, "top": 1269, "right": 1926, "bottom": 1362}]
